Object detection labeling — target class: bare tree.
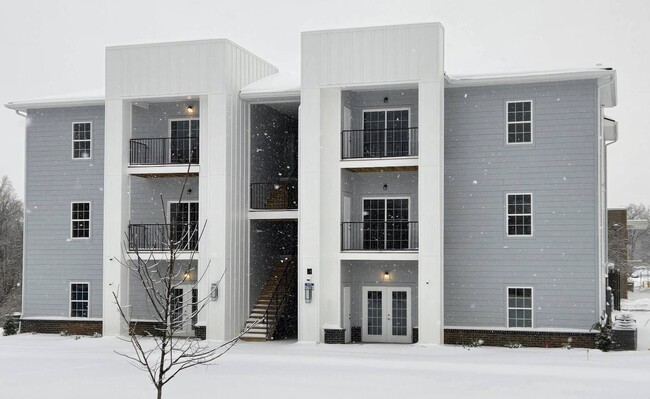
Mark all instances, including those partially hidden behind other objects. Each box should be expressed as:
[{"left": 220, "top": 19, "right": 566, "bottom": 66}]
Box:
[
  {"left": 0, "top": 176, "right": 23, "bottom": 316},
  {"left": 112, "top": 171, "right": 247, "bottom": 399},
  {"left": 627, "top": 203, "right": 650, "bottom": 262}
]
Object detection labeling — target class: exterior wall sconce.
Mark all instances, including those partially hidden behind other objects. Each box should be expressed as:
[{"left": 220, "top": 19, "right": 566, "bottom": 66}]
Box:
[
  {"left": 210, "top": 283, "right": 218, "bottom": 301},
  {"left": 383, "top": 97, "right": 389, "bottom": 104},
  {"left": 383, "top": 184, "right": 388, "bottom": 190},
  {"left": 183, "top": 272, "right": 191, "bottom": 280},
  {"left": 187, "top": 105, "right": 194, "bottom": 114},
  {"left": 383, "top": 271, "right": 390, "bottom": 281}
]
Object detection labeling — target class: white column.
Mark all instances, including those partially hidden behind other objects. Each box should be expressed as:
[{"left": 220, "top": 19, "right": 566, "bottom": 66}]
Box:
[
  {"left": 418, "top": 78, "right": 445, "bottom": 344},
  {"left": 103, "top": 99, "right": 131, "bottom": 336},
  {"left": 298, "top": 88, "right": 321, "bottom": 342},
  {"left": 319, "top": 88, "right": 342, "bottom": 340},
  {"left": 199, "top": 94, "right": 229, "bottom": 340}
]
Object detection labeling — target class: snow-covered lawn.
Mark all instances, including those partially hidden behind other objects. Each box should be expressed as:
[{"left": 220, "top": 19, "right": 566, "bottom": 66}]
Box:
[{"left": 1, "top": 325, "right": 650, "bottom": 399}]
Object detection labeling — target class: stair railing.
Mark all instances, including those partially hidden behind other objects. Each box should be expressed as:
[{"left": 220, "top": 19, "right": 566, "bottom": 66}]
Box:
[{"left": 263, "top": 256, "right": 297, "bottom": 340}]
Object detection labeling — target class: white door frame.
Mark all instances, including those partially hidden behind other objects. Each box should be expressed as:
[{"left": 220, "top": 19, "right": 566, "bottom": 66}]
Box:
[{"left": 361, "top": 286, "right": 412, "bottom": 343}]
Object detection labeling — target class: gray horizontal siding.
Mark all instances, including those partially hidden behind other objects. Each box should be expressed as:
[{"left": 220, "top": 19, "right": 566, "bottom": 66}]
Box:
[
  {"left": 24, "top": 106, "right": 104, "bottom": 319},
  {"left": 443, "top": 79, "right": 599, "bottom": 330}
]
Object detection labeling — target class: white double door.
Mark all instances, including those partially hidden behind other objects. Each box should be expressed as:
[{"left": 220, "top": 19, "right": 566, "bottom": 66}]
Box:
[{"left": 362, "top": 286, "right": 412, "bottom": 343}]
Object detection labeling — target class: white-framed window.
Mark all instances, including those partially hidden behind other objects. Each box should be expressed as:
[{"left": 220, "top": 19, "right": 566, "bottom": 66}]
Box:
[
  {"left": 362, "top": 108, "right": 412, "bottom": 157},
  {"left": 506, "top": 101, "right": 532, "bottom": 144},
  {"left": 71, "top": 202, "right": 91, "bottom": 239},
  {"left": 70, "top": 282, "right": 89, "bottom": 318},
  {"left": 507, "top": 287, "right": 533, "bottom": 327},
  {"left": 506, "top": 193, "right": 532, "bottom": 236},
  {"left": 72, "top": 122, "right": 92, "bottom": 159}
]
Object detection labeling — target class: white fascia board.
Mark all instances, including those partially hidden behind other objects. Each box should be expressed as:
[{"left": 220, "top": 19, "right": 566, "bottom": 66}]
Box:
[
  {"left": 446, "top": 68, "right": 616, "bottom": 87},
  {"left": 5, "top": 96, "right": 105, "bottom": 111}
]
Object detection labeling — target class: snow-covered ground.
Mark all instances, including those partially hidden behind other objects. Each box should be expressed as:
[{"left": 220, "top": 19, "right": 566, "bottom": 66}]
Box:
[{"left": 1, "top": 325, "right": 650, "bottom": 399}]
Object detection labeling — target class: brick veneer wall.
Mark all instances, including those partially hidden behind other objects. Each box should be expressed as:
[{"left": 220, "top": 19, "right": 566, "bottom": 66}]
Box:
[
  {"left": 20, "top": 319, "right": 102, "bottom": 335},
  {"left": 351, "top": 326, "right": 361, "bottom": 342},
  {"left": 444, "top": 328, "right": 596, "bottom": 348},
  {"left": 324, "top": 328, "right": 346, "bottom": 344},
  {"left": 129, "top": 321, "right": 166, "bottom": 337}
]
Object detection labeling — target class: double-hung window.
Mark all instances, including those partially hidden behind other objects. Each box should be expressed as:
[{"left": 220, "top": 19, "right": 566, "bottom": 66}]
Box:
[
  {"left": 71, "top": 202, "right": 91, "bottom": 239},
  {"left": 506, "top": 101, "right": 532, "bottom": 144},
  {"left": 72, "top": 122, "right": 92, "bottom": 159},
  {"left": 507, "top": 194, "right": 532, "bottom": 236},
  {"left": 508, "top": 287, "right": 532, "bottom": 327},
  {"left": 70, "top": 283, "right": 89, "bottom": 318}
]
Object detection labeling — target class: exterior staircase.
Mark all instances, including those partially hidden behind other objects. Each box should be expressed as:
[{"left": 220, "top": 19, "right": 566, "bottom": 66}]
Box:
[{"left": 241, "top": 256, "right": 297, "bottom": 341}]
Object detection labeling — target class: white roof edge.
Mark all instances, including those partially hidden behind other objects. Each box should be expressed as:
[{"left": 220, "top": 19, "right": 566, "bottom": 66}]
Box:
[
  {"left": 446, "top": 68, "right": 615, "bottom": 87},
  {"left": 303, "top": 22, "right": 444, "bottom": 36},
  {"left": 239, "top": 72, "right": 301, "bottom": 100},
  {"left": 5, "top": 90, "right": 105, "bottom": 111}
]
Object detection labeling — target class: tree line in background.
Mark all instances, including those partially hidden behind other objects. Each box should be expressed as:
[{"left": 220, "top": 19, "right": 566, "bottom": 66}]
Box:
[
  {"left": 0, "top": 175, "right": 23, "bottom": 324},
  {"left": 626, "top": 203, "right": 650, "bottom": 264}
]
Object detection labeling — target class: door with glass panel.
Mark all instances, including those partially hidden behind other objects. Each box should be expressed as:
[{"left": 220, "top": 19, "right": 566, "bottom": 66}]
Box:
[
  {"left": 363, "top": 109, "right": 410, "bottom": 158},
  {"left": 363, "top": 198, "right": 410, "bottom": 250},
  {"left": 361, "top": 286, "right": 411, "bottom": 343},
  {"left": 170, "top": 119, "right": 199, "bottom": 164},
  {"left": 171, "top": 285, "right": 198, "bottom": 336},
  {"left": 168, "top": 202, "right": 199, "bottom": 250}
]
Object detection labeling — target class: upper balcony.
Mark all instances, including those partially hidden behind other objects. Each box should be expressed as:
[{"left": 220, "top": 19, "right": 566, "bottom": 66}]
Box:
[
  {"left": 128, "top": 100, "right": 200, "bottom": 177},
  {"left": 340, "top": 88, "right": 418, "bottom": 167},
  {"left": 249, "top": 102, "right": 299, "bottom": 217}
]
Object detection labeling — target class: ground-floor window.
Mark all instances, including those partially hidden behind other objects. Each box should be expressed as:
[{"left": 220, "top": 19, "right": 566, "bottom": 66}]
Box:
[
  {"left": 70, "top": 282, "right": 89, "bottom": 318},
  {"left": 507, "top": 287, "right": 532, "bottom": 327}
]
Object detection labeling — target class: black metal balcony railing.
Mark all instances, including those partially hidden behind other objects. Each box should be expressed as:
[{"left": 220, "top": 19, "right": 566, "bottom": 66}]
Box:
[
  {"left": 128, "top": 223, "right": 199, "bottom": 252},
  {"left": 250, "top": 181, "right": 298, "bottom": 210},
  {"left": 341, "top": 221, "right": 418, "bottom": 251},
  {"left": 129, "top": 137, "right": 199, "bottom": 165},
  {"left": 341, "top": 127, "right": 418, "bottom": 159}
]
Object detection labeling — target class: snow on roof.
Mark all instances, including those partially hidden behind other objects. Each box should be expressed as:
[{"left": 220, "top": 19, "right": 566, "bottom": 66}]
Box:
[
  {"left": 5, "top": 88, "right": 105, "bottom": 111},
  {"left": 446, "top": 67, "right": 614, "bottom": 86},
  {"left": 239, "top": 72, "right": 300, "bottom": 99}
]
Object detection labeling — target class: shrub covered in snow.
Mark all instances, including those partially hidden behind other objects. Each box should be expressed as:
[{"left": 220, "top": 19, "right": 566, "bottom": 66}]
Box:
[{"left": 2, "top": 317, "right": 17, "bottom": 336}]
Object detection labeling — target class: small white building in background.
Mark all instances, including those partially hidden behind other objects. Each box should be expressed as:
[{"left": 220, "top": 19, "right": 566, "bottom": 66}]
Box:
[{"left": 6, "top": 22, "right": 618, "bottom": 347}]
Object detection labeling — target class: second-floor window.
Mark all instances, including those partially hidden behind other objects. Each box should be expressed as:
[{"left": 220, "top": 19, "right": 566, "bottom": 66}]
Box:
[
  {"left": 507, "top": 194, "right": 532, "bottom": 236},
  {"left": 363, "top": 109, "right": 410, "bottom": 157},
  {"left": 72, "top": 122, "right": 92, "bottom": 159},
  {"left": 71, "top": 202, "right": 91, "bottom": 239},
  {"left": 506, "top": 101, "right": 532, "bottom": 144}
]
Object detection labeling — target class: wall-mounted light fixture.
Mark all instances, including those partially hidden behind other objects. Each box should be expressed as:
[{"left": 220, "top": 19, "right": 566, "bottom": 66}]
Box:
[
  {"left": 383, "top": 97, "right": 389, "bottom": 104},
  {"left": 187, "top": 105, "right": 194, "bottom": 114},
  {"left": 383, "top": 271, "right": 390, "bottom": 281},
  {"left": 210, "top": 283, "right": 218, "bottom": 301},
  {"left": 383, "top": 184, "right": 388, "bottom": 191},
  {"left": 183, "top": 272, "right": 191, "bottom": 280}
]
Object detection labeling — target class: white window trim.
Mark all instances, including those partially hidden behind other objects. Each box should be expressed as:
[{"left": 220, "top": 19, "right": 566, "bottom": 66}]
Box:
[
  {"left": 361, "top": 108, "right": 412, "bottom": 128},
  {"left": 505, "top": 100, "right": 533, "bottom": 145},
  {"left": 167, "top": 200, "right": 199, "bottom": 224},
  {"left": 69, "top": 282, "right": 90, "bottom": 318},
  {"left": 168, "top": 118, "right": 200, "bottom": 138},
  {"left": 70, "top": 201, "right": 91, "bottom": 240},
  {"left": 71, "top": 121, "right": 93, "bottom": 160},
  {"left": 505, "top": 192, "right": 533, "bottom": 238},
  {"left": 506, "top": 286, "right": 534, "bottom": 328}
]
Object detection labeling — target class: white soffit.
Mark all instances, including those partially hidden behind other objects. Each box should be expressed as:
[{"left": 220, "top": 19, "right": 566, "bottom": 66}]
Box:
[{"left": 5, "top": 89, "right": 105, "bottom": 111}]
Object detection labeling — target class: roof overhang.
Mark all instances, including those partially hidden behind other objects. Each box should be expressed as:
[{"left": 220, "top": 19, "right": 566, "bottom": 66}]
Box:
[
  {"left": 5, "top": 89, "right": 105, "bottom": 111},
  {"left": 239, "top": 72, "right": 300, "bottom": 100},
  {"left": 446, "top": 68, "right": 617, "bottom": 107}
]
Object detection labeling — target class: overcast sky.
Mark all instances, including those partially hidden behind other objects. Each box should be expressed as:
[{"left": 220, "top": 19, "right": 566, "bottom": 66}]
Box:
[{"left": 1, "top": 0, "right": 648, "bottom": 207}]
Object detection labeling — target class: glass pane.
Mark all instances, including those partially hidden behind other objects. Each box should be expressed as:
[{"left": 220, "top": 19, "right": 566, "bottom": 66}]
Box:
[
  {"left": 391, "top": 291, "right": 407, "bottom": 336},
  {"left": 367, "top": 290, "right": 382, "bottom": 336}
]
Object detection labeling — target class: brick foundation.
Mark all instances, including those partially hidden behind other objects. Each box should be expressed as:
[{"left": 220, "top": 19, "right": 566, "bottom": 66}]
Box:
[
  {"left": 351, "top": 326, "right": 361, "bottom": 342},
  {"left": 20, "top": 319, "right": 102, "bottom": 336},
  {"left": 195, "top": 326, "right": 206, "bottom": 340},
  {"left": 324, "top": 328, "right": 346, "bottom": 344},
  {"left": 444, "top": 328, "right": 596, "bottom": 348},
  {"left": 128, "top": 321, "right": 167, "bottom": 336}
]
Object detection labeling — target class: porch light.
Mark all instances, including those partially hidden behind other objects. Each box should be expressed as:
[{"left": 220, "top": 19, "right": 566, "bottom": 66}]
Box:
[
  {"left": 187, "top": 105, "right": 194, "bottom": 114},
  {"left": 183, "top": 272, "right": 191, "bottom": 280},
  {"left": 383, "top": 271, "right": 390, "bottom": 281}
]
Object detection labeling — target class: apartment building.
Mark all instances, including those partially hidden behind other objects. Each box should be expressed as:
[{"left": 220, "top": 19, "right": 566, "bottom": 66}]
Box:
[{"left": 5, "top": 23, "right": 618, "bottom": 347}]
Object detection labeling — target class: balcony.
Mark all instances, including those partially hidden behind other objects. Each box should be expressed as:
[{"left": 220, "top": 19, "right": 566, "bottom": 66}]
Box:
[
  {"left": 341, "top": 127, "right": 418, "bottom": 159},
  {"left": 250, "top": 181, "right": 298, "bottom": 210},
  {"left": 128, "top": 223, "right": 199, "bottom": 252},
  {"left": 129, "top": 137, "right": 199, "bottom": 166},
  {"left": 341, "top": 221, "right": 418, "bottom": 251}
]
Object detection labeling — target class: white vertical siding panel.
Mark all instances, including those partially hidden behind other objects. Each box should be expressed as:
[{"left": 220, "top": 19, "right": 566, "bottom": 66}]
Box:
[
  {"left": 328, "top": 33, "right": 340, "bottom": 86},
  {"left": 318, "top": 34, "right": 329, "bottom": 86},
  {"left": 396, "top": 28, "right": 409, "bottom": 82},
  {"left": 339, "top": 32, "right": 353, "bottom": 85},
  {"left": 352, "top": 31, "right": 363, "bottom": 83},
  {"left": 372, "top": 29, "right": 385, "bottom": 83},
  {"left": 384, "top": 29, "right": 397, "bottom": 81}
]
